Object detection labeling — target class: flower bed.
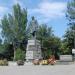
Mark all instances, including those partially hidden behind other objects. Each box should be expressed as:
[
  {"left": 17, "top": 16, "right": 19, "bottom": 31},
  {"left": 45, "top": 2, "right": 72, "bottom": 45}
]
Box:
[{"left": 0, "top": 59, "right": 8, "bottom": 66}]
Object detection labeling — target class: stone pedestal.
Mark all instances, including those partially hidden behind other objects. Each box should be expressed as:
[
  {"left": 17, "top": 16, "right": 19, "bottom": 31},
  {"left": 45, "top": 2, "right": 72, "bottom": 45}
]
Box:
[{"left": 26, "top": 39, "right": 42, "bottom": 62}]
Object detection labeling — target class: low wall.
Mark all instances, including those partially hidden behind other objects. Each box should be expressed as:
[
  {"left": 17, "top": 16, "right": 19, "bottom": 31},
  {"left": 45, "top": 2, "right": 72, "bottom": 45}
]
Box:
[{"left": 60, "top": 55, "right": 73, "bottom": 62}]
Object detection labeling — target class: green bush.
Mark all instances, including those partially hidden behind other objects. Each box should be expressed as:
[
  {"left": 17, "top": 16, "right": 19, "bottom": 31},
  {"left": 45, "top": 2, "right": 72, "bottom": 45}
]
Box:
[{"left": 15, "top": 48, "right": 25, "bottom": 61}]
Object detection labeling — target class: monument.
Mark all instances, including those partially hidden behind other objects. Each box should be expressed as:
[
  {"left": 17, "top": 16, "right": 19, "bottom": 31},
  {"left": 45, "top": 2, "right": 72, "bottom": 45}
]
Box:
[{"left": 26, "top": 17, "right": 42, "bottom": 62}]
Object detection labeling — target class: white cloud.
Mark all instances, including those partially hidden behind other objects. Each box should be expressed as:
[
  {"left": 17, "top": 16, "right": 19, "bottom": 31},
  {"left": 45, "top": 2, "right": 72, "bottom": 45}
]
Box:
[
  {"left": 28, "top": 1, "right": 67, "bottom": 23},
  {"left": 40, "top": 2, "right": 66, "bottom": 16}
]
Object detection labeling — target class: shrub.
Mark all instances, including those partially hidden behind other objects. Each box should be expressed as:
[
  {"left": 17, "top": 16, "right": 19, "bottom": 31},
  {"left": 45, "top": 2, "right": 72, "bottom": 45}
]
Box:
[{"left": 15, "top": 48, "right": 25, "bottom": 61}]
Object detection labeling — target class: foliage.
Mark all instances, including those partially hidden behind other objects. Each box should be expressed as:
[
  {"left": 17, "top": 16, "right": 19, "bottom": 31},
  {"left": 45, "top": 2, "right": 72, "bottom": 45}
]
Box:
[
  {"left": 60, "top": 42, "right": 71, "bottom": 55},
  {"left": 0, "top": 43, "right": 14, "bottom": 60},
  {"left": 0, "top": 4, "right": 63, "bottom": 60},
  {"left": 15, "top": 48, "right": 25, "bottom": 61},
  {"left": 0, "top": 4, "right": 27, "bottom": 60},
  {"left": 1, "top": 4, "right": 27, "bottom": 43},
  {"left": 37, "top": 24, "right": 53, "bottom": 47},
  {"left": 37, "top": 24, "right": 61, "bottom": 59},
  {"left": 63, "top": 0, "right": 75, "bottom": 54},
  {"left": 3, "top": 43, "right": 14, "bottom": 60}
]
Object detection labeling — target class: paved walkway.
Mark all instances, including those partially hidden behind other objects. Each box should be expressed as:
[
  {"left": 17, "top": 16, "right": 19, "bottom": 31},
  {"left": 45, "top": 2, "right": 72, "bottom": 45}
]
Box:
[{"left": 0, "top": 64, "right": 75, "bottom": 75}]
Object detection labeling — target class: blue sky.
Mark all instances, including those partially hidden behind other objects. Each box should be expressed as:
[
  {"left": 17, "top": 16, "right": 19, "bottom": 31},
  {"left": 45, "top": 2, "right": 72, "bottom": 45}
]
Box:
[{"left": 0, "top": 0, "right": 69, "bottom": 38}]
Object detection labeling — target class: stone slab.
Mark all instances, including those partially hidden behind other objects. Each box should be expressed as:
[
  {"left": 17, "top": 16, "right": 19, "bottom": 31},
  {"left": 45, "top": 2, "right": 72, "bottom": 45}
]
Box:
[{"left": 60, "top": 55, "right": 73, "bottom": 61}]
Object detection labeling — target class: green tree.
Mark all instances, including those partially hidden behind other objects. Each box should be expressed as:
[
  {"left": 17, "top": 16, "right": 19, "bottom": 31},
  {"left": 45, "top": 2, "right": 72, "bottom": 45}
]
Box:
[
  {"left": 37, "top": 24, "right": 53, "bottom": 47},
  {"left": 63, "top": 0, "right": 75, "bottom": 54},
  {"left": 1, "top": 4, "right": 27, "bottom": 60},
  {"left": 1, "top": 4, "right": 27, "bottom": 43},
  {"left": 15, "top": 48, "right": 25, "bottom": 61},
  {"left": 37, "top": 24, "right": 53, "bottom": 59},
  {"left": 37, "top": 24, "right": 61, "bottom": 59}
]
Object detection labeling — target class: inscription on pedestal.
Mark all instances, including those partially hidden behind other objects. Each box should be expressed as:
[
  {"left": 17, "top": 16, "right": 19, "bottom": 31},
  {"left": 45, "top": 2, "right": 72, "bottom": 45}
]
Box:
[{"left": 26, "top": 40, "right": 42, "bottom": 61}]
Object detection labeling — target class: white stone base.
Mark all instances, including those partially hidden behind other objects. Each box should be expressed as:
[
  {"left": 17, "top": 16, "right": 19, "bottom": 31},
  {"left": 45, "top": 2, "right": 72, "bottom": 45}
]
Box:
[
  {"left": 26, "top": 39, "right": 42, "bottom": 61},
  {"left": 8, "top": 61, "right": 17, "bottom": 66},
  {"left": 24, "top": 62, "right": 33, "bottom": 65}
]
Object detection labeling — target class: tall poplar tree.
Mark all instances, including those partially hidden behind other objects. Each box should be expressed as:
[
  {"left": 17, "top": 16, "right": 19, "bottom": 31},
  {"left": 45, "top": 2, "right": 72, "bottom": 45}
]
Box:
[
  {"left": 1, "top": 4, "right": 27, "bottom": 60},
  {"left": 63, "top": 0, "right": 75, "bottom": 54}
]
